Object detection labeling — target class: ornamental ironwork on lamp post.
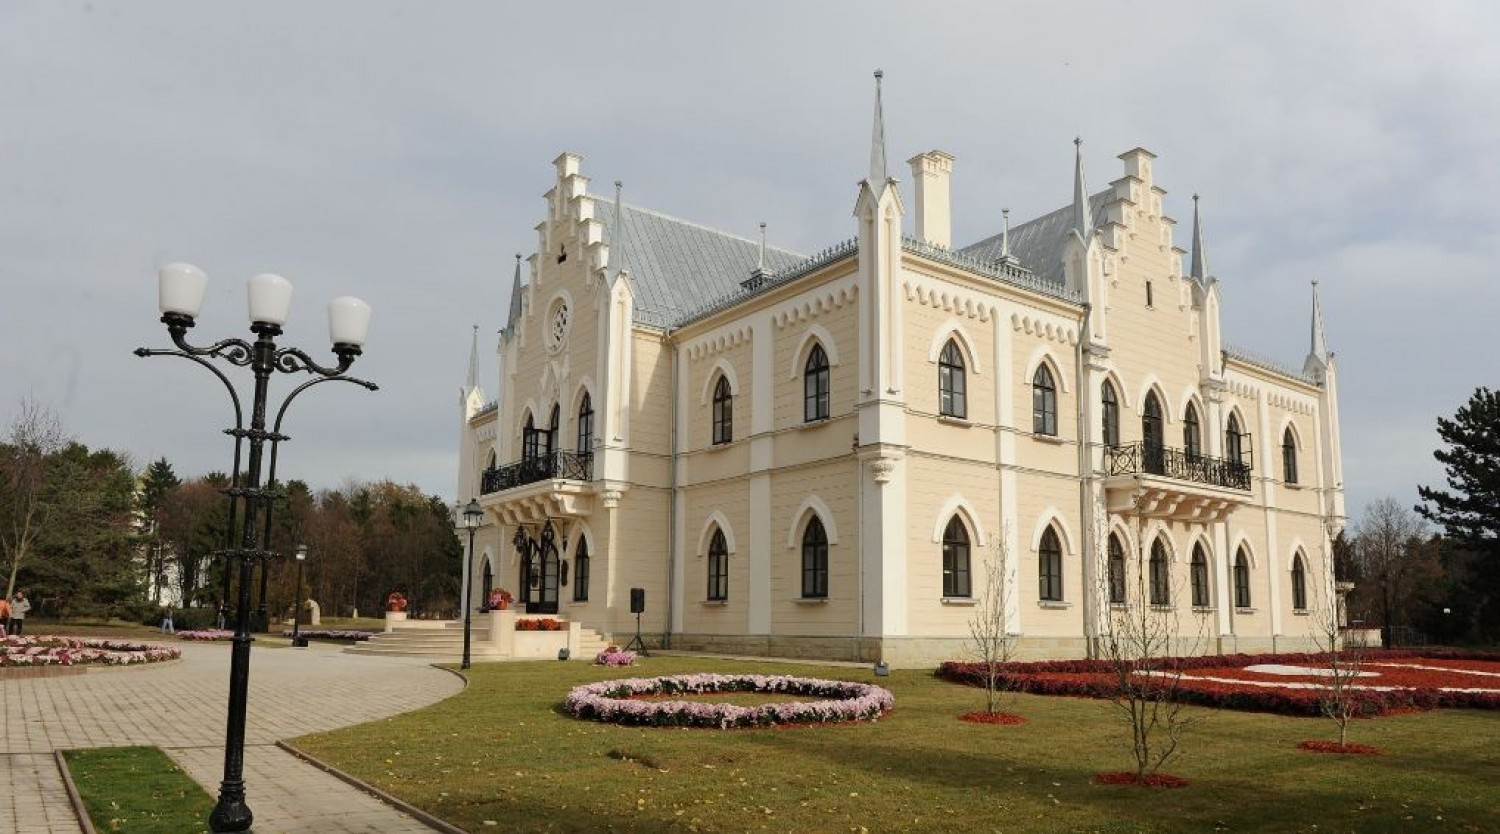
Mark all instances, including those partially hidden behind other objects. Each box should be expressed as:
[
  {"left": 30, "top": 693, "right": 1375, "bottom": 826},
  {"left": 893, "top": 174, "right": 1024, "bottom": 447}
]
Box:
[
  {"left": 462, "top": 499, "right": 483, "bottom": 670},
  {"left": 136, "top": 263, "right": 375, "bottom": 833},
  {"left": 291, "top": 544, "right": 308, "bottom": 648}
]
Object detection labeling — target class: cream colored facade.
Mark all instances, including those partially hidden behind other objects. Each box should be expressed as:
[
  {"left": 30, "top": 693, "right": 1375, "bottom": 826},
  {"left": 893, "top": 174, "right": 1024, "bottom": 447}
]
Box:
[{"left": 456, "top": 97, "right": 1346, "bottom": 667}]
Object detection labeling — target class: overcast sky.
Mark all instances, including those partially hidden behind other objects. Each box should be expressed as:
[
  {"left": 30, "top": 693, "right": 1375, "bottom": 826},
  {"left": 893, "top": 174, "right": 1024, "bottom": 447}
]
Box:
[{"left": 2, "top": 1, "right": 1495, "bottom": 523}]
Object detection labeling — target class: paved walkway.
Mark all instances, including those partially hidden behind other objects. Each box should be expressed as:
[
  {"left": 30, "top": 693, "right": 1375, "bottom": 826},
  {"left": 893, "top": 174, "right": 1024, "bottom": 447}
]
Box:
[{"left": 1, "top": 640, "right": 464, "bottom": 834}]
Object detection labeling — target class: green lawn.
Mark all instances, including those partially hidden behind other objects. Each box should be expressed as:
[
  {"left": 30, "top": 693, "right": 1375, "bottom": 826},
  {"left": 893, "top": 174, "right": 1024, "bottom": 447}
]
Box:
[
  {"left": 62, "top": 746, "right": 213, "bottom": 834},
  {"left": 290, "top": 656, "right": 1500, "bottom": 833}
]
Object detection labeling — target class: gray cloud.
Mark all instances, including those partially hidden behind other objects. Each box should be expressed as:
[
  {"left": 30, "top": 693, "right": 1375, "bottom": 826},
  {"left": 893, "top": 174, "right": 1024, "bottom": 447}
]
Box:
[{"left": 3, "top": 0, "right": 1494, "bottom": 520}]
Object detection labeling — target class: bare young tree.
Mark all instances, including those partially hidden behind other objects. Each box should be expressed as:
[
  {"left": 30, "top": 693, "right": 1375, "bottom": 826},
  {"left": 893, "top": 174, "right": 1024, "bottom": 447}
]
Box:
[
  {"left": 1, "top": 398, "right": 67, "bottom": 600},
  {"left": 1310, "top": 593, "right": 1369, "bottom": 747},
  {"left": 1096, "top": 507, "right": 1207, "bottom": 778},
  {"left": 967, "top": 524, "right": 1015, "bottom": 714}
]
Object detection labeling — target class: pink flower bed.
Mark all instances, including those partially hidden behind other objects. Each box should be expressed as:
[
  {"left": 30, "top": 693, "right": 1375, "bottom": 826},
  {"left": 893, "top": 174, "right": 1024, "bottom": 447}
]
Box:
[
  {"left": 277, "top": 629, "right": 374, "bottom": 641},
  {"left": 937, "top": 650, "right": 1500, "bottom": 717},
  {"left": 0, "top": 636, "right": 181, "bottom": 668},
  {"left": 177, "top": 630, "right": 234, "bottom": 641},
  {"left": 594, "top": 647, "right": 637, "bottom": 667},
  {"left": 565, "top": 674, "right": 894, "bottom": 729}
]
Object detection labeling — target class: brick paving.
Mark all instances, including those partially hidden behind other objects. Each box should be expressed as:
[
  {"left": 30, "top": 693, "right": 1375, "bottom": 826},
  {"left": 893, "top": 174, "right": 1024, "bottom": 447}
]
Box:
[{"left": 0, "top": 640, "right": 463, "bottom": 833}]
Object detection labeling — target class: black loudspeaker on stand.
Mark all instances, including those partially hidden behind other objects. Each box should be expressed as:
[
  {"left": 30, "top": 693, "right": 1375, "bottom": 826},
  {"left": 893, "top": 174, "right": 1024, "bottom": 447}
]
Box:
[{"left": 626, "top": 587, "right": 650, "bottom": 655}]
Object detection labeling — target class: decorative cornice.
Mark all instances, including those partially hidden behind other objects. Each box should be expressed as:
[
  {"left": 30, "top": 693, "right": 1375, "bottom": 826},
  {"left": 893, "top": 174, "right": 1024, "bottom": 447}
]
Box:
[
  {"left": 1011, "top": 312, "right": 1079, "bottom": 346},
  {"left": 686, "top": 324, "right": 754, "bottom": 361},
  {"left": 771, "top": 280, "right": 858, "bottom": 330}
]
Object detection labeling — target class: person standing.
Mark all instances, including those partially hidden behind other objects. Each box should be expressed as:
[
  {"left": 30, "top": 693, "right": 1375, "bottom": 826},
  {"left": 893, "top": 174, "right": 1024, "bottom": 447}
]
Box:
[
  {"left": 160, "top": 606, "right": 175, "bottom": 634},
  {"left": 9, "top": 591, "right": 29, "bottom": 635}
]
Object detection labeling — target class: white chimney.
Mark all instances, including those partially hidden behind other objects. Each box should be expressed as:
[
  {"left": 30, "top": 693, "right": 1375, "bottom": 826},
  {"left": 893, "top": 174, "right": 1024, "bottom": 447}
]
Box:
[{"left": 908, "top": 150, "right": 955, "bottom": 248}]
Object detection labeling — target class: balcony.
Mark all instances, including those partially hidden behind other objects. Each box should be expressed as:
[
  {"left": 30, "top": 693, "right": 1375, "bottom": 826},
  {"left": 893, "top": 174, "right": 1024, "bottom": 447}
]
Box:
[
  {"left": 478, "top": 451, "right": 596, "bottom": 526},
  {"left": 1103, "top": 442, "right": 1251, "bottom": 523},
  {"left": 481, "top": 451, "right": 593, "bottom": 495}
]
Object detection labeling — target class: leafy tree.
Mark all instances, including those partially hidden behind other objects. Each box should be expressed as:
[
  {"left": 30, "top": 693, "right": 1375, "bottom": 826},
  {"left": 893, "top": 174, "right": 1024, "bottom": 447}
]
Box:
[
  {"left": 1, "top": 399, "right": 67, "bottom": 601},
  {"left": 1417, "top": 387, "right": 1500, "bottom": 639}
]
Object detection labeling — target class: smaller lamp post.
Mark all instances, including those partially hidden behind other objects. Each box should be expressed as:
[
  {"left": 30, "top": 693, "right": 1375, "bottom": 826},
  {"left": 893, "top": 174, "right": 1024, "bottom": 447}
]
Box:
[
  {"left": 462, "top": 499, "right": 483, "bottom": 670},
  {"left": 291, "top": 545, "right": 308, "bottom": 647}
]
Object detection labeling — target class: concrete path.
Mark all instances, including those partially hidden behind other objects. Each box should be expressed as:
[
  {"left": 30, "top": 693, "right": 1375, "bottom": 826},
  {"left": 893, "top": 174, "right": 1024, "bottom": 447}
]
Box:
[{"left": 1, "top": 639, "right": 464, "bottom": 834}]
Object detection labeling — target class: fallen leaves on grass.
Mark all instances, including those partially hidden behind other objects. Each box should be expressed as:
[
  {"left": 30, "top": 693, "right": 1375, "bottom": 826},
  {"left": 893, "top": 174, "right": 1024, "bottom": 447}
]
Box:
[
  {"left": 958, "top": 711, "right": 1027, "bottom": 725},
  {"left": 1093, "top": 772, "right": 1190, "bottom": 788},
  {"left": 1297, "top": 740, "right": 1383, "bottom": 756}
]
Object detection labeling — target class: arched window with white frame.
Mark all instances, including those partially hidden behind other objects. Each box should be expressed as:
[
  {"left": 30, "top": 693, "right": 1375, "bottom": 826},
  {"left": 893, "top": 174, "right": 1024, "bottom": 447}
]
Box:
[
  {"left": 1282, "top": 427, "right": 1299, "bottom": 485},
  {"left": 1108, "top": 533, "right": 1127, "bottom": 604},
  {"left": 711, "top": 375, "right": 733, "bottom": 445},
  {"left": 939, "top": 339, "right": 967, "bottom": 419},
  {"left": 1032, "top": 364, "right": 1057, "bottom": 436},
  {"left": 1234, "top": 548, "right": 1252, "bottom": 608},
  {"left": 1191, "top": 544, "right": 1210, "bottom": 607},
  {"left": 1038, "top": 526, "right": 1063, "bottom": 601},
  {"left": 942, "top": 516, "right": 971, "bottom": 598},
  {"left": 1291, "top": 553, "right": 1308, "bottom": 611},
  {"left": 804, "top": 344, "right": 830, "bottom": 422},
  {"left": 707, "top": 528, "right": 729, "bottom": 601},
  {"left": 1149, "top": 538, "right": 1170, "bottom": 605},
  {"left": 800, "top": 516, "right": 828, "bottom": 598},
  {"left": 1101, "top": 380, "right": 1120, "bottom": 448}
]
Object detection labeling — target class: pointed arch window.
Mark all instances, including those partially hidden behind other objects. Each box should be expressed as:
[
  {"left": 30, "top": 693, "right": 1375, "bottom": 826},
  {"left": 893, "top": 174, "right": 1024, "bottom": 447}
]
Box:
[
  {"left": 546, "top": 404, "right": 560, "bottom": 458},
  {"left": 800, "top": 516, "right": 829, "bottom": 598},
  {"left": 942, "top": 516, "right": 971, "bottom": 598},
  {"left": 522, "top": 413, "right": 539, "bottom": 461},
  {"left": 1149, "top": 539, "right": 1170, "bottom": 606},
  {"left": 1143, "top": 392, "right": 1165, "bottom": 474},
  {"left": 1038, "top": 527, "right": 1063, "bottom": 601},
  {"left": 1191, "top": 544, "right": 1210, "bottom": 607},
  {"left": 1234, "top": 548, "right": 1252, "bottom": 608},
  {"left": 1108, "top": 533, "right": 1126, "bottom": 604},
  {"left": 1183, "top": 403, "right": 1202, "bottom": 458},
  {"left": 712, "top": 375, "right": 734, "bottom": 445},
  {"left": 1226, "top": 413, "right": 1244, "bottom": 464},
  {"left": 707, "top": 528, "right": 729, "bottom": 601},
  {"left": 804, "top": 344, "right": 830, "bottom": 422},
  {"left": 573, "top": 536, "right": 590, "bottom": 602},
  {"left": 1282, "top": 428, "right": 1299, "bottom": 485},
  {"left": 1032, "top": 364, "right": 1057, "bottom": 436},
  {"left": 577, "top": 393, "right": 594, "bottom": 456},
  {"left": 1101, "top": 381, "right": 1120, "bottom": 448},
  {"left": 938, "top": 340, "right": 967, "bottom": 419},
  {"left": 1291, "top": 554, "right": 1308, "bottom": 611}
]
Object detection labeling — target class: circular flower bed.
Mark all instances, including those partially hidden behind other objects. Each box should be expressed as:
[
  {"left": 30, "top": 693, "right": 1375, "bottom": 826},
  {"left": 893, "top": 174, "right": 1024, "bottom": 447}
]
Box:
[
  {"left": 959, "top": 710, "right": 1027, "bottom": 725},
  {"left": 1094, "top": 772, "right": 1190, "bottom": 788},
  {"left": 1298, "top": 739, "right": 1383, "bottom": 756},
  {"left": 0, "top": 636, "right": 181, "bottom": 668},
  {"left": 565, "top": 674, "right": 894, "bottom": 729},
  {"left": 177, "top": 629, "right": 234, "bottom": 641}
]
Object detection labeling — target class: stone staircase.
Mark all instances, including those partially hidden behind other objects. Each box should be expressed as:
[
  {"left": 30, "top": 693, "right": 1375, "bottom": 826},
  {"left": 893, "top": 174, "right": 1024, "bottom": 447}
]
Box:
[{"left": 345, "top": 619, "right": 611, "bottom": 661}]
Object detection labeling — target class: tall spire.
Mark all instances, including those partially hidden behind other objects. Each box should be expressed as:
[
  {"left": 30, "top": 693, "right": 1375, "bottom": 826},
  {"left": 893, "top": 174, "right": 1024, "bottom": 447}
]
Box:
[
  {"left": 869, "top": 69, "right": 888, "bottom": 190},
  {"left": 1309, "top": 280, "right": 1329, "bottom": 364},
  {"left": 1000, "top": 208, "right": 1012, "bottom": 260},
  {"left": 506, "top": 253, "right": 523, "bottom": 329},
  {"left": 1071, "top": 136, "right": 1093, "bottom": 242},
  {"left": 610, "top": 179, "right": 628, "bottom": 277},
  {"left": 466, "top": 324, "right": 479, "bottom": 390},
  {"left": 758, "top": 221, "right": 767, "bottom": 271},
  {"left": 1189, "top": 194, "right": 1209, "bottom": 282}
]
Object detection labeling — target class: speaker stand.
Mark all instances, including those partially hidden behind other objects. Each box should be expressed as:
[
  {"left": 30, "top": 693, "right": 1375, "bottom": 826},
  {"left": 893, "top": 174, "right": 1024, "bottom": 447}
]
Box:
[{"left": 624, "top": 611, "right": 650, "bottom": 656}]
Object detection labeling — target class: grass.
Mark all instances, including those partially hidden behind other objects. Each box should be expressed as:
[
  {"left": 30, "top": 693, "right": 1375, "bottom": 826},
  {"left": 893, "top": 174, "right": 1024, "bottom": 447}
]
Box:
[
  {"left": 61, "top": 746, "right": 213, "bottom": 834},
  {"left": 292, "top": 656, "right": 1500, "bottom": 833}
]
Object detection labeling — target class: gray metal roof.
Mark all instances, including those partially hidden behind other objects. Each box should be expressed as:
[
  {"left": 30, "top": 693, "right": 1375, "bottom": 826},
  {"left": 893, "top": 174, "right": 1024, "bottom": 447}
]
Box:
[
  {"left": 958, "top": 190, "right": 1113, "bottom": 288},
  {"left": 592, "top": 196, "right": 804, "bottom": 328}
]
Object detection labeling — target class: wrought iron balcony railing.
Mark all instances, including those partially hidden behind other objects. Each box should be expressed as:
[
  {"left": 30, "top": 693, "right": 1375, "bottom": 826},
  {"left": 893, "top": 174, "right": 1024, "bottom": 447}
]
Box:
[
  {"left": 481, "top": 451, "right": 593, "bottom": 495},
  {"left": 1105, "top": 442, "right": 1251, "bottom": 491}
]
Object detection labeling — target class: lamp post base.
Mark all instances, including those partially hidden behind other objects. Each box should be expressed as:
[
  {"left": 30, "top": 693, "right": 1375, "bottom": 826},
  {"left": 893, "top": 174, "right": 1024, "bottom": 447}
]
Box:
[{"left": 209, "top": 791, "right": 253, "bottom": 832}]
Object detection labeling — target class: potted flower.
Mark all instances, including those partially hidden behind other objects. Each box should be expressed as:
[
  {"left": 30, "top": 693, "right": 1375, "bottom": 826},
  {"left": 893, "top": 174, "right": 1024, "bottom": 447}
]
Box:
[
  {"left": 386, "top": 591, "right": 408, "bottom": 612},
  {"left": 487, "top": 588, "right": 514, "bottom": 611}
]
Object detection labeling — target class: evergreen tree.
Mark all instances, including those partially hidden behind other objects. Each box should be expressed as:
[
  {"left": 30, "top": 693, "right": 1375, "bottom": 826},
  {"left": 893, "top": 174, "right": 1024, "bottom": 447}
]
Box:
[{"left": 1417, "top": 386, "right": 1500, "bottom": 640}]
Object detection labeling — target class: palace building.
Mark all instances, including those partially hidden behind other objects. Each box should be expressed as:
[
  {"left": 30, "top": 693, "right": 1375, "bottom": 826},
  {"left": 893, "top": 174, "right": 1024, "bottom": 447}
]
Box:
[{"left": 455, "top": 77, "right": 1346, "bottom": 665}]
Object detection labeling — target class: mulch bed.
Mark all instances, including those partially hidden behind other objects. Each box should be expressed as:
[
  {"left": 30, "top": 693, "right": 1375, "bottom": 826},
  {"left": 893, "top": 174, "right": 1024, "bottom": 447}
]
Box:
[
  {"left": 959, "top": 710, "right": 1027, "bottom": 725},
  {"left": 1297, "top": 740, "right": 1383, "bottom": 756},
  {"left": 1093, "top": 772, "right": 1190, "bottom": 788}
]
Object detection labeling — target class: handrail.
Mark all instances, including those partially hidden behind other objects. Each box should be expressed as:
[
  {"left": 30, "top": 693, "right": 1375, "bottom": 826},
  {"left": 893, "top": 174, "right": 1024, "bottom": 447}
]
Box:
[
  {"left": 481, "top": 450, "right": 593, "bottom": 495},
  {"left": 1104, "top": 442, "right": 1251, "bottom": 491}
]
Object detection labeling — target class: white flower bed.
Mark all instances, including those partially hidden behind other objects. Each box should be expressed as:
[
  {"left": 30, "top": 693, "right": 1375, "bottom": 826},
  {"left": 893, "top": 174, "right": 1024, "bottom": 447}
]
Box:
[
  {"left": 0, "top": 636, "right": 181, "bottom": 667},
  {"left": 565, "top": 673, "right": 894, "bottom": 729}
]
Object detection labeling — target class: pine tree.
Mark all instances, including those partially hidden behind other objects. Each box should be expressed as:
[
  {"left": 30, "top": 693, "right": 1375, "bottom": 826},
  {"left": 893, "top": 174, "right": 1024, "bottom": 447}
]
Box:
[{"left": 1416, "top": 387, "right": 1500, "bottom": 640}]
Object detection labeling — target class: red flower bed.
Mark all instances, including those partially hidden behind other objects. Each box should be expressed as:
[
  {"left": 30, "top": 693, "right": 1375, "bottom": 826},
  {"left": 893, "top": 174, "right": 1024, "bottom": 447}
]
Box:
[
  {"left": 1298, "top": 740, "right": 1382, "bottom": 756},
  {"left": 1093, "top": 772, "right": 1190, "bottom": 788},
  {"left": 936, "top": 652, "right": 1500, "bottom": 718},
  {"left": 515, "top": 618, "right": 563, "bottom": 631},
  {"left": 959, "top": 711, "right": 1027, "bottom": 725}
]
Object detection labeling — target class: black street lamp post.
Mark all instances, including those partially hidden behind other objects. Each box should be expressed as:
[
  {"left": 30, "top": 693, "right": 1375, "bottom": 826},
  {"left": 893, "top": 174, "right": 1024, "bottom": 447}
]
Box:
[
  {"left": 136, "top": 263, "right": 375, "bottom": 833},
  {"left": 291, "top": 544, "right": 308, "bottom": 648},
  {"left": 462, "top": 499, "right": 483, "bottom": 670}
]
